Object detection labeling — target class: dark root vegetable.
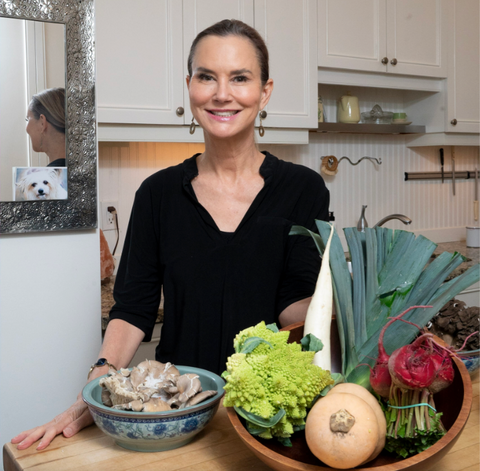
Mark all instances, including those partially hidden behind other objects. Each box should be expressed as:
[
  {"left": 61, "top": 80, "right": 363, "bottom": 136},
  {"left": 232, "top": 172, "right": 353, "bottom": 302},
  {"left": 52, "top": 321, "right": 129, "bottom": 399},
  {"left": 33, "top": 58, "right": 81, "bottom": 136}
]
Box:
[
  {"left": 369, "top": 305, "right": 432, "bottom": 398},
  {"left": 388, "top": 333, "right": 437, "bottom": 390}
]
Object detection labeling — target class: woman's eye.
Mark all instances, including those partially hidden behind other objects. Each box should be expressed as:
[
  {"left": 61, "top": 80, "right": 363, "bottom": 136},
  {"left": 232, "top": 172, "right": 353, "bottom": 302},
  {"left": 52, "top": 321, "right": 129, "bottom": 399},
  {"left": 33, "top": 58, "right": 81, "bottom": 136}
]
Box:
[
  {"left": 197, "top": 73, "right": 214, "bottom": 81},
  {"left": 233, "top": 75, "right": 248, "bottom": 83}
]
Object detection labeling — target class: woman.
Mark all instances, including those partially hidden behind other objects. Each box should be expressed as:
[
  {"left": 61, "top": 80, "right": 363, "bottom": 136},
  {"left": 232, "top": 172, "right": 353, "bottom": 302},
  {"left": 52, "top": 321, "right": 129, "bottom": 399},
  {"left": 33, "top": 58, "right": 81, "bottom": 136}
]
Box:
[
  {"left": 12, "top": 19, "right": 329, "bottom": 451},
  {"left": 26, "top": 87, "right": 66, "bottom": 167}
]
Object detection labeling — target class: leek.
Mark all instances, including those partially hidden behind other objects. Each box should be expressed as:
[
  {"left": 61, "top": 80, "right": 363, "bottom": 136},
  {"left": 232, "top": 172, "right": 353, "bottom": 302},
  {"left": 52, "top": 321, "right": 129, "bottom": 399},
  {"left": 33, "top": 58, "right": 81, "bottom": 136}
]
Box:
[{"left": 290, "top": 223, "right": 480, "bottom": 388}]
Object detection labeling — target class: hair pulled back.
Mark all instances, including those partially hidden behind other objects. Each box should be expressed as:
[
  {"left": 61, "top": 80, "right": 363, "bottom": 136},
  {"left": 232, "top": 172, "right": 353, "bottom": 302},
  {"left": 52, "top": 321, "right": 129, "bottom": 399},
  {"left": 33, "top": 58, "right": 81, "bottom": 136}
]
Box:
[
  {"left": 187, "top": 19, "right": 269, "bottom": 85},
  {"left": 29, "top": 87, "right": 65, "bottom": 134}
]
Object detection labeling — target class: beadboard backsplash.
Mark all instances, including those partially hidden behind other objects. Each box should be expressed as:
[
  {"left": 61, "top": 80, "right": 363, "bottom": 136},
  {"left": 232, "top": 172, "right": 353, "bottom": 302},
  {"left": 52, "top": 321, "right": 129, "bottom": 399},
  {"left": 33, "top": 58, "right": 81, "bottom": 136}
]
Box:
[{"left": 99, "top": 138, "right": 479, "bottom": 254}]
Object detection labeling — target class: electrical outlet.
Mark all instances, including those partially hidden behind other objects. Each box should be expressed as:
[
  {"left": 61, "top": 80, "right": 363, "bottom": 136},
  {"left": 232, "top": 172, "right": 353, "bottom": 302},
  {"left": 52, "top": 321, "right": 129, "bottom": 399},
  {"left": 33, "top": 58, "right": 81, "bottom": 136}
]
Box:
[{"left": 101, "top": 201, "right": 118, "bottom": 231}]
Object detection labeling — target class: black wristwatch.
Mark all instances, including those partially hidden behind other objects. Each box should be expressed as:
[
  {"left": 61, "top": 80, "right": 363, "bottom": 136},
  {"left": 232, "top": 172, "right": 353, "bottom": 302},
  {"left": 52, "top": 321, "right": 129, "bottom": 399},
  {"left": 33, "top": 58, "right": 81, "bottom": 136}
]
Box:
[{"left": 87, "top": 358, "right": 116, "bottom": 379}]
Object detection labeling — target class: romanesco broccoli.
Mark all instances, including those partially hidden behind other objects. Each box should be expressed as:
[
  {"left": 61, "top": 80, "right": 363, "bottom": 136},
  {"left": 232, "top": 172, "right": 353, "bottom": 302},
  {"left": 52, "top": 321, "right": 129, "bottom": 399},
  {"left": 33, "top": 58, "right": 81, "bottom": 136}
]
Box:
[{"left": 223, "top": 321, "right": 333, "bottom": 441}]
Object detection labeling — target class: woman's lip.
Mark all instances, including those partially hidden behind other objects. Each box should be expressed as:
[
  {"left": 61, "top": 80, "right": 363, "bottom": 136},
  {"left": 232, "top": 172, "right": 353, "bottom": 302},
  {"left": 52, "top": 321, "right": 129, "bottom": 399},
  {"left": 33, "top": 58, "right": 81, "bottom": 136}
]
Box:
[{"left": 206, "top": 110, "right": 241, "bottom": 122}]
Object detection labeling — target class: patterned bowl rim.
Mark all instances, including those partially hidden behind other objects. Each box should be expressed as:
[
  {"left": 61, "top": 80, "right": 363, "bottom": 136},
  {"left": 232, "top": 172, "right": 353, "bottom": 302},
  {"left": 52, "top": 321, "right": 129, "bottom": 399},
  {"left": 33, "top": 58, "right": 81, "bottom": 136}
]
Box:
[{"left": 82, "top": 365, "right": 225, "bottom": 419}]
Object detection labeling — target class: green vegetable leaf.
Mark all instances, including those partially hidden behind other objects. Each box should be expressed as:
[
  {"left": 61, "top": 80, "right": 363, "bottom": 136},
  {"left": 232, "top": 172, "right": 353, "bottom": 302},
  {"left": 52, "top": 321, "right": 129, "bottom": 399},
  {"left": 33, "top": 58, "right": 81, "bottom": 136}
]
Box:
[
  {"left": 276, "top": 437, "right": 293, "bottom": 447},
  {"left": 239, "top": 337, "right": 273, "bottom": 354},
  {"left": 234, "top": 406, "right": 286, "bottom": 428},
  {"left": 266, "top": 323, "right": 279, "bottom": 333},
  {"left": 315, "top": 372, "right": 345, "bottom": 400},
  {"left": 300, "top": 333, "right": 324, "bottom": 353}
]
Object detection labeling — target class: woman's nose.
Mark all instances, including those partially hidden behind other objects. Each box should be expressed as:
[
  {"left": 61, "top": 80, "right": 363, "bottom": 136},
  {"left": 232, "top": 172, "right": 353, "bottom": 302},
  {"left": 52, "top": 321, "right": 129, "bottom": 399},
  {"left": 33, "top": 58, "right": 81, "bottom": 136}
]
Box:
[{"left": 213, "top": 79, "right": 231, "bottom": 102}]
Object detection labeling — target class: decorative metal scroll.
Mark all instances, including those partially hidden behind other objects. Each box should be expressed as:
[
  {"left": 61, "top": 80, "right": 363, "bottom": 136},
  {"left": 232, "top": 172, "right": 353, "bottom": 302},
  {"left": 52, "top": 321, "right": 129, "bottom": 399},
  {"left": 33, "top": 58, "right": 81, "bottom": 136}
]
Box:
[{"left": 0, "top": 0, "right": 97, "bottom": 233}]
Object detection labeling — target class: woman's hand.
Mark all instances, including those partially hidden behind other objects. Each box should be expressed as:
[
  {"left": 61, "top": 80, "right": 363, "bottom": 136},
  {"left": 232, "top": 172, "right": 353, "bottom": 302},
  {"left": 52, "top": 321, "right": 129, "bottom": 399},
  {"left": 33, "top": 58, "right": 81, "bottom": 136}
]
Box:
[{"left": 11, "top": 393, "right": 93, "bottom": 450}]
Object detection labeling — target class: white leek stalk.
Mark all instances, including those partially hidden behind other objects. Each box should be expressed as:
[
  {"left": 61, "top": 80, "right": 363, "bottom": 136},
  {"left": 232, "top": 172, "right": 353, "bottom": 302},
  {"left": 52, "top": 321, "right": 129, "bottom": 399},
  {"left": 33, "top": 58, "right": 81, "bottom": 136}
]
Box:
[{"left": 303, "top": 222, "right": 334, "bottom": 371}]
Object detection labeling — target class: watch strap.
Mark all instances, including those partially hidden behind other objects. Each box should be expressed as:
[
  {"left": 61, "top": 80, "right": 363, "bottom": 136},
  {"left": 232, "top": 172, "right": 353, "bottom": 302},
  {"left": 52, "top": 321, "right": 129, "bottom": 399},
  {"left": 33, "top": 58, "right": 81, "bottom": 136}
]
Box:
[{"left": 87, "top": 358, "right": 117, "bottom": 379}]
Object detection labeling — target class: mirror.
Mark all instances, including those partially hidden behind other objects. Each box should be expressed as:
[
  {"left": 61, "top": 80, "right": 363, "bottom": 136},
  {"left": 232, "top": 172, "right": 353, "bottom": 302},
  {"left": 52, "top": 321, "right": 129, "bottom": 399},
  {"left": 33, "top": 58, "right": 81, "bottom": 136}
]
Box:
[
  {"left": 0, "top": 0, "right": 96, "bottom": 233},
  {"left": 0, "top": 17, "right": 66, "bottom": 201}
]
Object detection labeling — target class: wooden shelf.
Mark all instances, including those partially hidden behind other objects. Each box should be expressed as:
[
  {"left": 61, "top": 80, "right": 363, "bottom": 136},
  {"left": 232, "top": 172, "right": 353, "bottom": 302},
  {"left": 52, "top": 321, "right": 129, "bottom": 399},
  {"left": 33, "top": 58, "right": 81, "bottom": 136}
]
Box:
[{"left": 311, "top": 123, "right": 426, "bottom": 134}]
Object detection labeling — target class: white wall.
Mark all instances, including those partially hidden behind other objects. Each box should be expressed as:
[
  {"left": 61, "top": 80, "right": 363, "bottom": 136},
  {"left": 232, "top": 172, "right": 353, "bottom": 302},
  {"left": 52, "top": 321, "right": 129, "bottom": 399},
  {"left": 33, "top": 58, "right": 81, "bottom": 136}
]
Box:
[
  {"left": 0, "top": 230, "right": 102, "bottom": 466},
  {"left": 99, "top": 139, "right": 479, "bottom": 253}
]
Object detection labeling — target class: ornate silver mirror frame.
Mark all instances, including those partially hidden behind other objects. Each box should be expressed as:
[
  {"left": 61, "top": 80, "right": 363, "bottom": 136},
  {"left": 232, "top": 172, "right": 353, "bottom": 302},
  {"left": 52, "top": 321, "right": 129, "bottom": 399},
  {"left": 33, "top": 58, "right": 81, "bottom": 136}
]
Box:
[{"left": 0, "top": 0, "right": 96, "bottom": 234}]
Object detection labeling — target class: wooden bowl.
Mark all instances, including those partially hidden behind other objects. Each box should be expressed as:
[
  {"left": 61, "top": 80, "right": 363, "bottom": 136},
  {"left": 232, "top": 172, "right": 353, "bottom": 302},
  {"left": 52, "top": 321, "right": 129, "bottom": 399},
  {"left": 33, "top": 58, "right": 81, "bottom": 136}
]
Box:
[{"left": 226, "top": 321, "right": 473, "bottom": 471}]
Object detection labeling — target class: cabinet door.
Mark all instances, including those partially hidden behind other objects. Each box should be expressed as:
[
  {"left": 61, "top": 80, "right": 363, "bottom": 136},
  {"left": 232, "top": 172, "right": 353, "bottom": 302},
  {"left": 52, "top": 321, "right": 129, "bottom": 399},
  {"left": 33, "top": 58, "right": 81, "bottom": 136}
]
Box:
[
  {"left": 446, "top": 0, "right": 480, "bottom": 133},
  {"left": 255, "top": 0, "right": 318, "bottom": 128},
  {"left": 386, "top": 0, "right": 447, "bottom": 77},
  {"left": 96, "top": 0, "right": 184, "bottom": 125},
  {"left": 317, "top": 0, "right": 387, "bottom": 73},
  {"left": 182, "top": 0, "right": 254, "bottom": 123}
]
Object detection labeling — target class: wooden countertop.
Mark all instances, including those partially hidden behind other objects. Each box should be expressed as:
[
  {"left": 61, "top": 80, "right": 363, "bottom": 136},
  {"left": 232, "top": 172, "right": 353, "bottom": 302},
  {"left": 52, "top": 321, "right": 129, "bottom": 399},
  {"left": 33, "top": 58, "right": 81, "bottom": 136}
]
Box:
[{"left": 4, "top": 370, "right": 478, "bottom": 471}]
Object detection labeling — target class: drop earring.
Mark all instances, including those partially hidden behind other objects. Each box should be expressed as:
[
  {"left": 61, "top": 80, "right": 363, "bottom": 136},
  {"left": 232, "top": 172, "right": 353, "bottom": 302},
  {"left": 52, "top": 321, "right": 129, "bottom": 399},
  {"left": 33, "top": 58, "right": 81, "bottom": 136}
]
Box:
[
  {"left": 258, "top": 110, "right": 267, "bottom": 137},
  {"left": 189, "top": 117, "right": 196, "bottom": 135}
]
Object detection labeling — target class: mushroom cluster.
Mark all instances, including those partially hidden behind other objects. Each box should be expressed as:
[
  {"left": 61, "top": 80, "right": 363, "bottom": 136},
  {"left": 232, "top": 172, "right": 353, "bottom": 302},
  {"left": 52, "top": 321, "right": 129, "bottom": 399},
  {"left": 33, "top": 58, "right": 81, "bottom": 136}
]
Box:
[{"left": 99, "top": 360, "right": 217, "bottom": 412}]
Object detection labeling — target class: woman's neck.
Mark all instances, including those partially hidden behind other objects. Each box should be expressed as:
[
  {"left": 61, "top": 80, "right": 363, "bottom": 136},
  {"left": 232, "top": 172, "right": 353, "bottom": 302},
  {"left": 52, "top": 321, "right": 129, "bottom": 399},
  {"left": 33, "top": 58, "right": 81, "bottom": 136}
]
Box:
[
  {"left": 199, "top": 132, "right": 264, "bottom": 179},
  {"left": 44, "top": 132, "right": 66, "bottom": 164}
]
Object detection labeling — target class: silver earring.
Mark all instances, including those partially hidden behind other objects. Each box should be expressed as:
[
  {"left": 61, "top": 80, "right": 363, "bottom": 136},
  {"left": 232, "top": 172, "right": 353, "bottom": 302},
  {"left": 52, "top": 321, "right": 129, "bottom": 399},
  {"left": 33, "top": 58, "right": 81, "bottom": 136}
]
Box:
[
  {"left": 189, "top": 117, "right": 196, "bottom": 135},
  {"left": 258, "top": 110, "right": 267, "bottom": 137}
]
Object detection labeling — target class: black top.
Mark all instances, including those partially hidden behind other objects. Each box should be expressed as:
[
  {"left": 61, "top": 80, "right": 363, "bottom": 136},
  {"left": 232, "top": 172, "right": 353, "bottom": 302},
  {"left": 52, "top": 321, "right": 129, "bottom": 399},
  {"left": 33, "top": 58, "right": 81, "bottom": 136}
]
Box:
[
  {"left": 47, "top": 158, "right": 66, "bottom": 167},
  {"left": 110, "top": 152, "right": 330, "bottom": 374}
]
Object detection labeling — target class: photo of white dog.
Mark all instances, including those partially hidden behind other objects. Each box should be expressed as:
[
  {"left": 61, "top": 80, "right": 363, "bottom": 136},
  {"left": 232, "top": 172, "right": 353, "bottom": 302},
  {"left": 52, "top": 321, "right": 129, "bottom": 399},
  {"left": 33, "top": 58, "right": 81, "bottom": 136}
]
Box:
[{"left": 14, "top": 167, "right": 68, "bottom": 201}]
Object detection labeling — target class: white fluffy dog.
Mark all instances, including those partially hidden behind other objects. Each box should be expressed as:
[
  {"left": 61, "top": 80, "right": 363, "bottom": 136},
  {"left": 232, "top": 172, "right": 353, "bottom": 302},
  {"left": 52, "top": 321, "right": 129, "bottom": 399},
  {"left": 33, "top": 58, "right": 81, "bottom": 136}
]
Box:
[{"left": 15, "top": 168, "right": 67, "bottom": 201}]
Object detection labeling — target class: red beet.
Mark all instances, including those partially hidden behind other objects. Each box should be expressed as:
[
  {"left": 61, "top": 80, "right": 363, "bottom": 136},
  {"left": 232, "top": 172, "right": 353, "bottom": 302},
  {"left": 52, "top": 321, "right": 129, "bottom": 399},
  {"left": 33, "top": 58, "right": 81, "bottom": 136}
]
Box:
[
  {"left": 388, "top": 334, "right": 437, "bottom": 390},
  {"left": 369, "top": 305, "right": 432, "bottom": 398},
  {"left": 428, "top": 346, "right": 455, "bottom": 394}
]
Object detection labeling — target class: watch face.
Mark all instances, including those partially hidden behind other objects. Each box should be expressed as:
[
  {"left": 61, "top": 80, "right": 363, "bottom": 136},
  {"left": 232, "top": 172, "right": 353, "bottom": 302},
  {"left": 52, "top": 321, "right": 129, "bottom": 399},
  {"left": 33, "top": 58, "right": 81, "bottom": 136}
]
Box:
[{"left": 96, "top": 358, "right": 107, "bottom": 367}]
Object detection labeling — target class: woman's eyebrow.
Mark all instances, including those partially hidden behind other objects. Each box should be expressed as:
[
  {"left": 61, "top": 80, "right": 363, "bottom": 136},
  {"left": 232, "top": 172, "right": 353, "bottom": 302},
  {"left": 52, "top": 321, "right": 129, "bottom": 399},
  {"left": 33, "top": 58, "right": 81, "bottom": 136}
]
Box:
[{"left": 230, "top": 68, "right": 252, "bottom": 75}]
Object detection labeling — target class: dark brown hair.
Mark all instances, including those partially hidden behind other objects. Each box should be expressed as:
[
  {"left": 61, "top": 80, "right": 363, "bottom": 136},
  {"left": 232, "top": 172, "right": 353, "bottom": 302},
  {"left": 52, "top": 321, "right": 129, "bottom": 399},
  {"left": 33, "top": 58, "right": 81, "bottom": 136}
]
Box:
[
  {"left": 29, "top": 87, "right": 65, "bottom": 134},
  {"left": 187, "top": 19, "right": 269, "bottom": 85}
]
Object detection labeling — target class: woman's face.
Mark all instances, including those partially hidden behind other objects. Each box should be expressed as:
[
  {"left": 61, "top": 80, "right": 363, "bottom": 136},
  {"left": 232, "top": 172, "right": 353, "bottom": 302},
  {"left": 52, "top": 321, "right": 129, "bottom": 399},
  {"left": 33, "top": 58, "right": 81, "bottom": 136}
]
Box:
[
  {"left": 187, "top": 35, "right": 273, "bottom": 141},
  {"left": 25, "top": 109, "right": 44, "bottom": 152}
]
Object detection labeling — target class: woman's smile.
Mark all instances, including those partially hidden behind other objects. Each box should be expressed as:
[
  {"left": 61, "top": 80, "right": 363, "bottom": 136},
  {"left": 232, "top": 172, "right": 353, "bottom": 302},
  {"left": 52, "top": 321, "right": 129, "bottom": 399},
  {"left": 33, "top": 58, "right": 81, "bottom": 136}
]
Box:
[
  {"left": 187, "top": 34, "right": 273, "bottom": 141},
  {"left": 207, "top": 109, "right": 241, "bottom": 121}
]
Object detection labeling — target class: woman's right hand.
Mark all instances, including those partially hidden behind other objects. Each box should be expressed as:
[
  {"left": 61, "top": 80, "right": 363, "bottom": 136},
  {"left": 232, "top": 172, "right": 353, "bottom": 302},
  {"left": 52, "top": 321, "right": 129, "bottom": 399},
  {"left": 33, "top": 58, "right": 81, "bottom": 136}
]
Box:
[{"left": 11, "top": 393, "right": 93, "bottom": 450}]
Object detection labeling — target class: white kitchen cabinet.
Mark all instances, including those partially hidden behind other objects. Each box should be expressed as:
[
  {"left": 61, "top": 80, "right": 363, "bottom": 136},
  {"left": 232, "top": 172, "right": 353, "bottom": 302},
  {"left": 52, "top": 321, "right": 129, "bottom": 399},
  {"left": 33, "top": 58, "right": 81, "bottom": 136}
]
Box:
[
  {"left": 318, "top": 0, "right": 447, "bottom": 78},
  {"left": 96, "top": 0, "right": 184, "bottom": 125},
  {"left": 445, "top": 0, "right": 480, "bottom": 133},
  {"left": 96, "top": 0, "right": 317, "bottom": 135},
  {"left": 254, "top": 0, "right": 318, "bottom": 129}
]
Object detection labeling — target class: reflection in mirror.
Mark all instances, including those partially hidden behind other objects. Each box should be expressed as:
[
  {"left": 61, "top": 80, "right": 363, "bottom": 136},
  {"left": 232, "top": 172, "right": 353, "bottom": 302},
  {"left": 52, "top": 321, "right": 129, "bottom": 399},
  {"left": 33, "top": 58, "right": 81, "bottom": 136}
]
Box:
[
  {"left": 0, "top": 18, "right": 65, "bottom": 202},
  {"left": 0, "top": 0, "right": 96, "bottom": 234}
]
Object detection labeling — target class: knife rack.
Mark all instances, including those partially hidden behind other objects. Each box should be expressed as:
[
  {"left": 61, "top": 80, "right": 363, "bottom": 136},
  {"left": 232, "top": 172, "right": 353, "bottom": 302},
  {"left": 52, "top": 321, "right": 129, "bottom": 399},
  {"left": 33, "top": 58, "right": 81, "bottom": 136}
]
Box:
[{"left": 405, "top": 170, "right": 477, "bottom": 181}]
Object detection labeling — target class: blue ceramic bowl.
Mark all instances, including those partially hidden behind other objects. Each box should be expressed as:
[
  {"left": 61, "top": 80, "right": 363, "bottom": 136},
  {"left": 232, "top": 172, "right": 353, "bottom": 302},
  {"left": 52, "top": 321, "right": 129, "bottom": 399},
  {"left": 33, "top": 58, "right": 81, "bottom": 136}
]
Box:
[
  {"left": 82, "top": 365, "right": 225, "bottom": 452},
  {"left": 457, "top": 349, "right": 480, "bottom": 375}
]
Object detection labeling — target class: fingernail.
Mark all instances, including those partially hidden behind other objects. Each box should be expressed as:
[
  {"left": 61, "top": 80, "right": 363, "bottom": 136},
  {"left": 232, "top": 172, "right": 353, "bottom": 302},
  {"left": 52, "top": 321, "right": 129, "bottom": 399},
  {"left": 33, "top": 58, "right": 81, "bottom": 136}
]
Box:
[
  {"left": 64, "top": 427, "right": 72, "bottom": 437},
  {"left": 36, "top": 442, "right": 43, "bottom": 450}
]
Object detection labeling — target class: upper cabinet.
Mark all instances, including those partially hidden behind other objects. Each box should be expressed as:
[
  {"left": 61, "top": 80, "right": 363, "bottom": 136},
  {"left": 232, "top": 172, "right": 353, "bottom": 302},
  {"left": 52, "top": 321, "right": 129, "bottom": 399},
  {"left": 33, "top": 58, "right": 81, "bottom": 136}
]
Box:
[
  {"left": 445, "top": 0, "right": 480, "bottom": 133},
  {"left": 254, "top": 0, "right": 318, "bottom": 129},
  {"left": 317, "top": 0, "right": 447, "bottom": 78},
  {"left": 96, "top": 0, "right": 318, "bottom": 136},
  {"left": 96, "top": 0, "right": 184, "bottom": 125}
]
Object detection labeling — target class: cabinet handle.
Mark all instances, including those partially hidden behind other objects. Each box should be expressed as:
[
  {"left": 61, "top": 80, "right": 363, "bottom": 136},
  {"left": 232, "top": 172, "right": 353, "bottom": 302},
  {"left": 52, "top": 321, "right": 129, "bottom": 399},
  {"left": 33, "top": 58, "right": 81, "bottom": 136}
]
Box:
[
  {"left": 381, "top": 57, "right": 388, "bottom": 65},
  {"left": 390, "top": 58, "right": 398, "bottom": 66},
  {"left": 259, "top": 110, "right": 267, "bottom": 119},
  {"left": 451, "top": 118, "right": 457, "bottom": 125},
  {"left": 176, "top": 107, "right": 184, "bottom": 117}
]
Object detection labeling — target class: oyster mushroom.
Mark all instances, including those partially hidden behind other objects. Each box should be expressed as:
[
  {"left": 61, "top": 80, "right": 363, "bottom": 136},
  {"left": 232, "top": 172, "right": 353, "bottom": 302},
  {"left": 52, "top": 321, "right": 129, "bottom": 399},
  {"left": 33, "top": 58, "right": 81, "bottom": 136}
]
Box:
[
  {"left": 184, "top": 390, "right": 217, "bottom": 407},
  {"left": 100, "top": 360, "right": 216, "bottom": 412}
]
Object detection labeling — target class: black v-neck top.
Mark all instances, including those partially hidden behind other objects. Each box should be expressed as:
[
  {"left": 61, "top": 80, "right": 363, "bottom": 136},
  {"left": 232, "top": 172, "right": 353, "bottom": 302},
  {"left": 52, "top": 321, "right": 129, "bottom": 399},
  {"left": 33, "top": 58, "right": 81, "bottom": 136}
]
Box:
[{"left": 110, "top": 152, "right": 330, "bottom": 374}]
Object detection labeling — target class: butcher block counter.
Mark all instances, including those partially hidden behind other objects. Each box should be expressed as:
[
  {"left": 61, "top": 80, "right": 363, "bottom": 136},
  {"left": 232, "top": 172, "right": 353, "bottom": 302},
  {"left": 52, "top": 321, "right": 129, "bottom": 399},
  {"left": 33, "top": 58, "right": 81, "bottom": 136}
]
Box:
[{"left": 3, "top": 370, "right": 479, "bottom": 471}]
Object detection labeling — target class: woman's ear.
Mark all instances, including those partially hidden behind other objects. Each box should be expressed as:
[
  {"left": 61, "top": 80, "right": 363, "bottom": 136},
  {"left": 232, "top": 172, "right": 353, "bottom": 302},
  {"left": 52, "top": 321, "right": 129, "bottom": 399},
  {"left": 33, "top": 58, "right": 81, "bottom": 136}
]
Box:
[
  {"left": 260, "top": 78, "right": 274, "bottom": 110},
  {"left": 38, "top": 114, "right": 47, "bottom": 132},
  {"left": 186, "top": 75, "right": 191, "bottom": 89}
]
